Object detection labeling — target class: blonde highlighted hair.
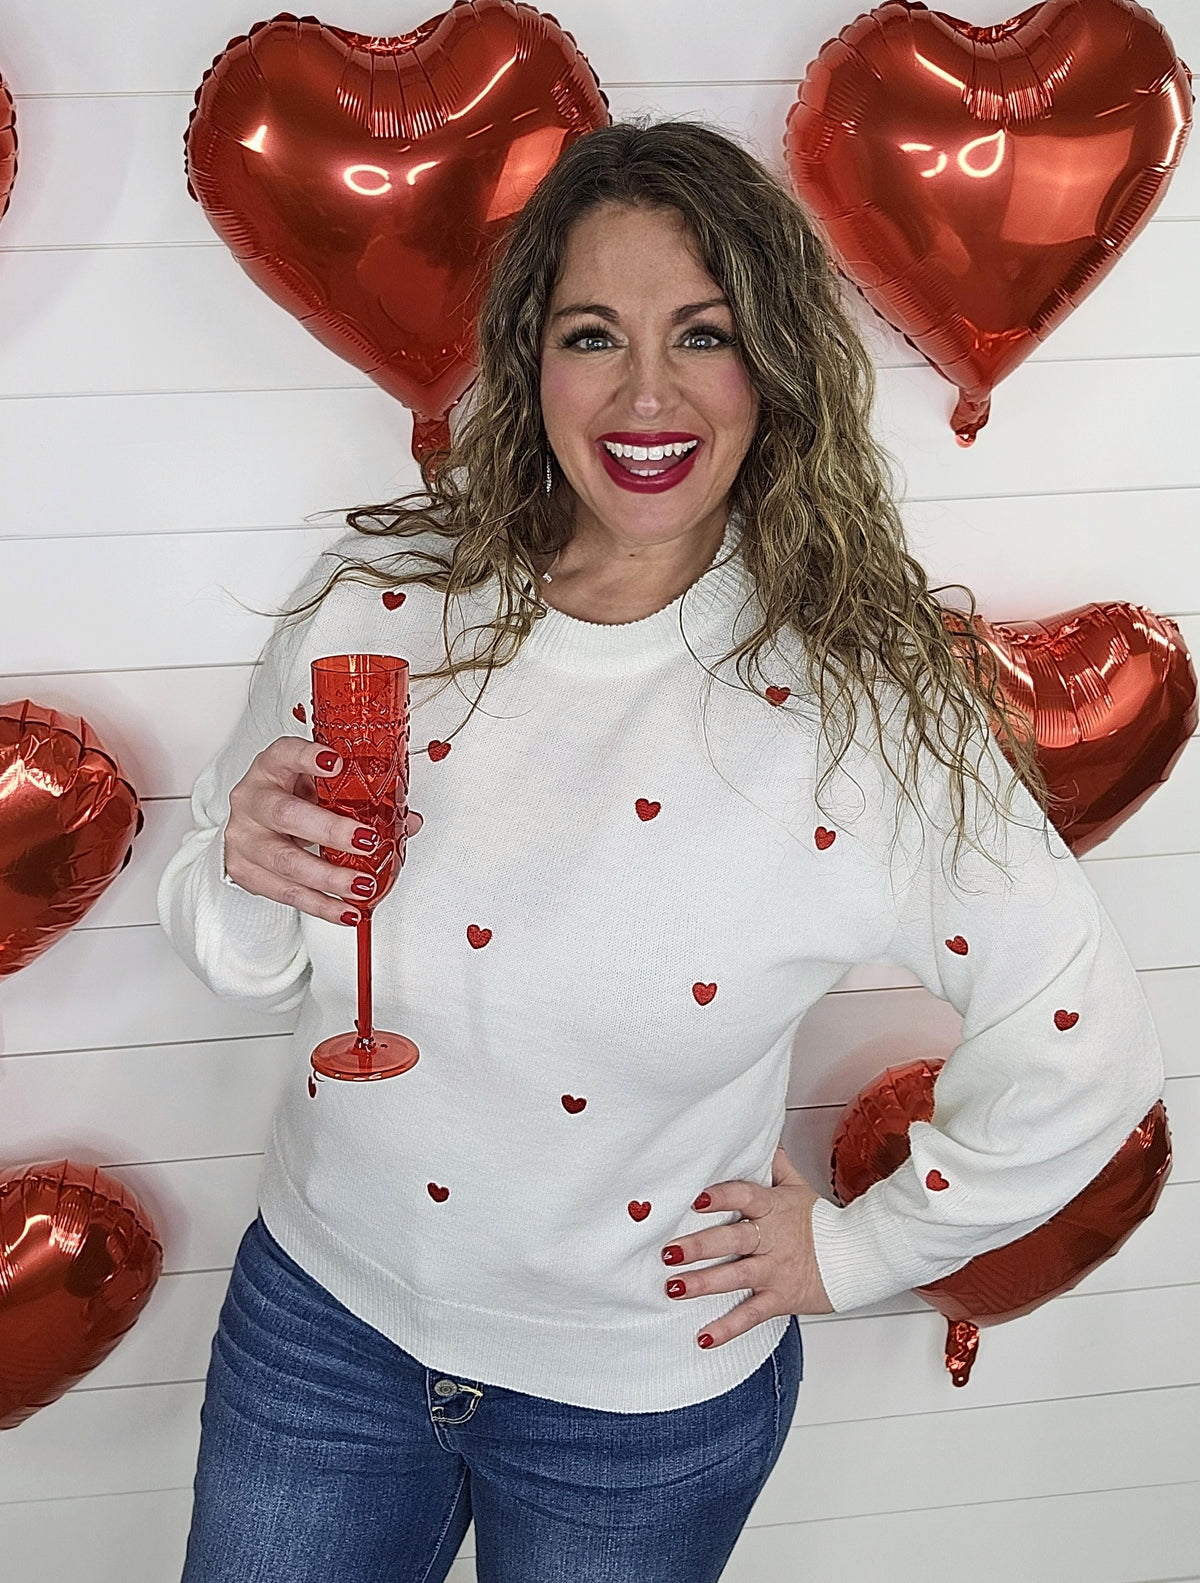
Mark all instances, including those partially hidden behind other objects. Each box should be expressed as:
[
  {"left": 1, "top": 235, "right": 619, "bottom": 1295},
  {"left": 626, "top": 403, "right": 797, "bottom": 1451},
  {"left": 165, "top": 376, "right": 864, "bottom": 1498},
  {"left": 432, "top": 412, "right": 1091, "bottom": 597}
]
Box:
[{"left": 272, "top": 119, "right": 1059, "bottom": 883}]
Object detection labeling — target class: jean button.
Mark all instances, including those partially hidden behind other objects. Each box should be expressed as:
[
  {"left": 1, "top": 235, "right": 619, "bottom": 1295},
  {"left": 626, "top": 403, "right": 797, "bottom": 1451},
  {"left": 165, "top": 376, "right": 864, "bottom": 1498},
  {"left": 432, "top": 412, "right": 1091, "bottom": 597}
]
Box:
[{"left": 433, "top": 1379, "right": 457, "bottom": 1398}]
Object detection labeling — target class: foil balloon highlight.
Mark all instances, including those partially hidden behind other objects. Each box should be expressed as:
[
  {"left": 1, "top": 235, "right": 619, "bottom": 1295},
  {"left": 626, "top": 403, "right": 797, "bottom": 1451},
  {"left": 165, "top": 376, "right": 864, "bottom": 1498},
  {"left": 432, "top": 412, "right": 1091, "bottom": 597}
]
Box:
[
  {"left": 831, "top": 1060, "right": 1171, "bottom": 1385},
  {"left": 0, "top": 65, "right": 16, "bottom": 224},
  {"left": 0, "top": 700, "right": 143, "bottom": 977},
  {"left": 185, "top": 2, "right": 610, "bottom": 464},
  {"left": 944, "top": 602, "right": 1198, "bottom": 856},
  {"left": 0, "top": 1161, "right": 164, "bottom": 1430},
  {"left": 784, "top": 0, "right": 1193, "bottom": 443}
]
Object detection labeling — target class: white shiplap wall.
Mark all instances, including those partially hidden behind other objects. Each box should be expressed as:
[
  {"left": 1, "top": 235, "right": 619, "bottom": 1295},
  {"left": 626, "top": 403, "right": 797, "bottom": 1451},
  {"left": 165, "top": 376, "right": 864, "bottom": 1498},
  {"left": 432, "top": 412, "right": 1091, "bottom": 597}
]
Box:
[{"left": 1, "top": 2, "right": 1199, "bottom": 1579}]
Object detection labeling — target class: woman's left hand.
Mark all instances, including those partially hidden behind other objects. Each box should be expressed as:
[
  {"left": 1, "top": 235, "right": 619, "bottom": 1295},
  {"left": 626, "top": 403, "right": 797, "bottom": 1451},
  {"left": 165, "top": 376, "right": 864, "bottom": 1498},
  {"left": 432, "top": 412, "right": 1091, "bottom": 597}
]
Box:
[{"left": 662, "top": 1143, "right": 835, "bottom": 1348}]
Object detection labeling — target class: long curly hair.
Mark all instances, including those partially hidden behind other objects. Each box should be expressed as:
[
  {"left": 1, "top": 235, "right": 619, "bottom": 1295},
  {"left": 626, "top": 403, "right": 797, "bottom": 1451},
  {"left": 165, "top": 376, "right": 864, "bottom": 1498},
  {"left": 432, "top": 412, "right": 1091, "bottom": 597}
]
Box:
[{"left": 273, "top": 119, "right": 1059, "bottom": 884}]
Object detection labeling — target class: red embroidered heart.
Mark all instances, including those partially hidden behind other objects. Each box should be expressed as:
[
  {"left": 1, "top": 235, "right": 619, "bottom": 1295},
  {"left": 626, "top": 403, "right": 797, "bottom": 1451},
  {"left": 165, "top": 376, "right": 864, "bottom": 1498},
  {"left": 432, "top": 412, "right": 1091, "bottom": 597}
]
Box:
[
  {"left": 941, "top": 603, "right": 1197, "bottom": 856},
  {"left": 628, "top": 1201, "right": 651, "bottom": 1222},
  {"left": 692, "top": 983, "right": 717, "bottom": 1006},
  {"left": 945, "top": 936, "right": 969, "bottom": 955},
  {"left": 185, "top": 5, "right": 608, "bottom": 460},
  {"left": 428, "top": 740, "right": 451, "bottom": 762},
  {"left": 1054, "top": 1009, "right": 1080, "bottom": 1031},
  {"left": 785, "top": 1, "right": 1192, "bottom": 443},
  {"left": 427, "top": 1182, "right": 449, "bottom": 1202},
  {"left": 926, "top": 1170, "right": 950, "bottom": 1192},
  {"left": 765, "top": 686, "right": 790, "bottom": 706},
  {"left": 561, "top": 1095, "right": 587, "bottom": 1114},
  {"left": 814, "top": 827, "right": 836, "bottom": 850},
  {"left": 381, "top": 591, "right": 406, "bottom": 611},
  {"left": 292, "top": 703, "right": 306, "bottom": 723},
  {"left": 467, "top": 924, "right": 492, "bottom": 949},
  {"left": 635, "top": 799, "right": 661, "bottom": 821}
]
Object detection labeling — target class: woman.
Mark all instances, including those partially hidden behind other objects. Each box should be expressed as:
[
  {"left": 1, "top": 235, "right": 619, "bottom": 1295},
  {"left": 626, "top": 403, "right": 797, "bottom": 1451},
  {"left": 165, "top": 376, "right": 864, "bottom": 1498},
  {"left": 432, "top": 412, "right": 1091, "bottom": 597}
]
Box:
[{"left": 159, "top": 122, "right": 1164, "bottom": 1581}]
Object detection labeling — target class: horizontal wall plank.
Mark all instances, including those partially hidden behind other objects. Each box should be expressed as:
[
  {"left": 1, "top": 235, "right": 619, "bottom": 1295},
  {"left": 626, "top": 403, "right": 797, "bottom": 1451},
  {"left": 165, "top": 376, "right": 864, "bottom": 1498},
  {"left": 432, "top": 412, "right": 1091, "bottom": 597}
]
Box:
[
  {"left": 1, "top": 80, "right": 1197, "bottom": 256},
  {"left": 1, "top": 220, "right": 1196, "bottom": 400},
  {"left": 3, "top": 493, "right": 1200, "bottom": 671},
  {"left": 0, "top": 1035, "right": 294, "bottom": 1161},
  {"left": 722, "top": 1479, "right": 1200, "bottom": 1583},
  {"left": 0, "top": 1381, "right": 204, "bottom": 1504},
  {"left": 0, "top": 922, "right": 296, "bottom": 1057},
  {"left": 0, "top": 385, "right": 421, "bottom": 541},
  {"left": 1, "top": 356, "right": 1197, "bottom": 542},
  {"left": 874, "top": 357, "right": 1200, "bottom": 505},
  {"left": 0, "top": 1488, "right": 195, "bottom": 1583},
  {"left": 3, "top": 0, "right": 1197, "bottom": 104}
]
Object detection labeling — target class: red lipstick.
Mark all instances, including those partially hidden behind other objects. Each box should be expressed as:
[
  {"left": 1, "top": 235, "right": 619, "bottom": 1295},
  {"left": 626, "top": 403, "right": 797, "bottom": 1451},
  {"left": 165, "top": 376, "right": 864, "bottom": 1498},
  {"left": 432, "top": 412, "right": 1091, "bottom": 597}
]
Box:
[{"left": 595, "top": 432, "right": 703, "bottom": 494}]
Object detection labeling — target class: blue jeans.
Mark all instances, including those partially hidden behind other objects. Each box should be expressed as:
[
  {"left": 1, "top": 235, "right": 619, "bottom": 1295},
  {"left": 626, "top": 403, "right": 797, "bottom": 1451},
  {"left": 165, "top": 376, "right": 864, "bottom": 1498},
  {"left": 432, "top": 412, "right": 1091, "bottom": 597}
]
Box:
[{"left": 181, "top": 1212, "right": 803, "bottom": 1582}]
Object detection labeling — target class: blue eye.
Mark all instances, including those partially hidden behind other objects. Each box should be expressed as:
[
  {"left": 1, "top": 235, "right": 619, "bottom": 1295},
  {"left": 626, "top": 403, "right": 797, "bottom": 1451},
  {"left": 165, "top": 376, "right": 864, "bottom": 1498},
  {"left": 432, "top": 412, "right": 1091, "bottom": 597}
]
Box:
[{"left": 558, "top": 324, "right": 613, "bottom": 351}]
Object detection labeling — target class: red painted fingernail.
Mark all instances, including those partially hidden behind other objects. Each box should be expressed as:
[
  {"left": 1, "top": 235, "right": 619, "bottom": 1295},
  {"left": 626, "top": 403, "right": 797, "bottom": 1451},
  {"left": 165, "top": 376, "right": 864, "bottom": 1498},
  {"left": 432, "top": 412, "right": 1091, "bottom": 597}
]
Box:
[
  {"left": 351, "top": 875, "right": 376, "bottom": 898},
  {"left": 698, "top": 1333, "right": 714, "bottom": 1349},
  {"left": 353, "top": 827, "right": 379, "bottom": 851},
  {"left": 666, "top": 1280, "right": 686, "bottom": 1297},
  {"left": 316, "top": 751, "right": 339, "bottom": 771},
  {"left": 340, "top": 910, "right": 360, "bottom": 926},
  {"left": 693, "top": 1192, "right": 711, "bottom": 1210},
  {"left": 662, "top": 1245, "right": 683, "bottom": 1264}
]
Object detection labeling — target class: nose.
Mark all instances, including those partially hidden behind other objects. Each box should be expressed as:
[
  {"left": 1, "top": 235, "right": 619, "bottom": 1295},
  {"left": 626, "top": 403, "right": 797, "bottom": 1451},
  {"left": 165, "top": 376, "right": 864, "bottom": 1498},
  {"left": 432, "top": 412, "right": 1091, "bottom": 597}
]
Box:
[{"left": 624, "top": 343, "right": 674, "bottom": 421}]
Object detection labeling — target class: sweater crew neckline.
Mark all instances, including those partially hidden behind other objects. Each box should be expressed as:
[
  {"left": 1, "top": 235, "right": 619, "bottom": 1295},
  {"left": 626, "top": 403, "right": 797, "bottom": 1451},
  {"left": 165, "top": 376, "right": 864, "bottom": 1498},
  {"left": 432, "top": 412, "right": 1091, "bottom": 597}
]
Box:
[{"left": 518, "top": 516, "right": 748, "bottom": 675}]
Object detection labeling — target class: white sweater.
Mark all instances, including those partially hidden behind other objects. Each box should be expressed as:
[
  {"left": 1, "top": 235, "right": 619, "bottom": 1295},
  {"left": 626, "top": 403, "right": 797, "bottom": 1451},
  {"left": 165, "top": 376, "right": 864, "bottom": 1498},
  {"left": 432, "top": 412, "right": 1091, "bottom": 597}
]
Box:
[{"left": 158, "top": 515, "right": 1165, "bottom": 1412}]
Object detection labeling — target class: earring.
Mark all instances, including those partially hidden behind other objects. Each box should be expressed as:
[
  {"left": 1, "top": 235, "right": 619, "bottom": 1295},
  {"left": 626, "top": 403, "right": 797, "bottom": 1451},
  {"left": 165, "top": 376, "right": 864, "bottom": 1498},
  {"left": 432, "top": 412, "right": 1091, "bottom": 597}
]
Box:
[{"left": 544, "top": 452, "right": 554, "bottom": 495}]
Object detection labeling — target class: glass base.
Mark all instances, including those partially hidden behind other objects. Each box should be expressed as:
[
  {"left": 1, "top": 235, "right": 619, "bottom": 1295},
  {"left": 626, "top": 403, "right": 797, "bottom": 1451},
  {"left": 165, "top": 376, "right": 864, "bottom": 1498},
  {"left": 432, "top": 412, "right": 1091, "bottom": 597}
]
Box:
[{"left": 310, "top": 1030, "right": 420, "bottom": 1081}]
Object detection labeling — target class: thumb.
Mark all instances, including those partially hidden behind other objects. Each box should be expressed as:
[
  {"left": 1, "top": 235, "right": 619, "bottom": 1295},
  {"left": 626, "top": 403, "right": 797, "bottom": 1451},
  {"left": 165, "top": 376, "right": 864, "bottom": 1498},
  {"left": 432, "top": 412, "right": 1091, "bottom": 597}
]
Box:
[{"left": 771, "top": 1142, "right": 800, "bottom": 1186}]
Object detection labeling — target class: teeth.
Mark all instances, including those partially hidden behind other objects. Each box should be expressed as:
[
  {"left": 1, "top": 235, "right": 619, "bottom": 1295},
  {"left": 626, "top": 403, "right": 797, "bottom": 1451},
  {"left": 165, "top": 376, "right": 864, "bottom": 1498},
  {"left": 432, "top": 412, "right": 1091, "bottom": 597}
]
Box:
[{"left": 602, "top": 439, "right": 698, "bottom": 461}]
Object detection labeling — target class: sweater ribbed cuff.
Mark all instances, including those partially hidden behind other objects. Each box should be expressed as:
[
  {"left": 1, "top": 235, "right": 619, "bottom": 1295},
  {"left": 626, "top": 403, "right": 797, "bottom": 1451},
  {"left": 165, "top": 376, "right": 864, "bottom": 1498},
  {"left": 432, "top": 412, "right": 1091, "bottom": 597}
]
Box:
[
  {"left": 200, "top": 825, "right": 302, "bottom": 959},
  {"left": 809, "top": 1190, "right": 924, "bottom": 1314}
]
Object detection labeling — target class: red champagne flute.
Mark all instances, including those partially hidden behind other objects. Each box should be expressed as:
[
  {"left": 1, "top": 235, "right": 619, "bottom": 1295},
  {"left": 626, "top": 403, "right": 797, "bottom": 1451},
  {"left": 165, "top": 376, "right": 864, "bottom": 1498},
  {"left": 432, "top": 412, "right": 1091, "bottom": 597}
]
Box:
[{"left": 308, "top": 653, "right": 419, "bottom": 1083}]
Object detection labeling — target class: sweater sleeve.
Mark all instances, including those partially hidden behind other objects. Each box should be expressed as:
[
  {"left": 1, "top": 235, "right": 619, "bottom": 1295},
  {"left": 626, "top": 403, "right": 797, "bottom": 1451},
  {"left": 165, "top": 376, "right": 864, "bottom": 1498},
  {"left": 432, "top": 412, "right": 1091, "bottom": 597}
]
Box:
[
  {"left": 155, "top": 554, "right": 335, "bottom": 1016},
  {"left": 808, "top": 722, "right": 1167, "bottom": 1314}
]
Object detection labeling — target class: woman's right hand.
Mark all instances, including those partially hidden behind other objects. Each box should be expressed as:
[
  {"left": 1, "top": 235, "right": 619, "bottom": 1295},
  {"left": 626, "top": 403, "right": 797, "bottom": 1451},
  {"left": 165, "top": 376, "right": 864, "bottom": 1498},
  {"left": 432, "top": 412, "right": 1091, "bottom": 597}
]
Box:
[{"left": 222, "top": 737, "right": 423, "bottom": 926}]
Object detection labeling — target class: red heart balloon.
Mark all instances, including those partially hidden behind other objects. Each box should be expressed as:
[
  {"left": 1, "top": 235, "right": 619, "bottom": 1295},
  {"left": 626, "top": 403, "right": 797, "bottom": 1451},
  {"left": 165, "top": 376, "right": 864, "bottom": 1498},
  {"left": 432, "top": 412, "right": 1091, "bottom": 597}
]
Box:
[
  {"left": 0, "top": 67, "right": 16, "bottom": 224},
  {"left": 831, "top": 1060, "right": 1171, "bottom": 1384},
  {"left": 0, "top": 1161, "right": 163, "bottom": 1430},
  {"left": 785, "top": 0, "right": 1194, "bottom": 442},
  {"left": 0, "top": 701, "right": 143, "bottom": 977},
  {"left": 185, "top": 3, "right": 609, "bottom": 462},
  {"left": 943, "top": 603, "right": 1198, "bottom": 855}
]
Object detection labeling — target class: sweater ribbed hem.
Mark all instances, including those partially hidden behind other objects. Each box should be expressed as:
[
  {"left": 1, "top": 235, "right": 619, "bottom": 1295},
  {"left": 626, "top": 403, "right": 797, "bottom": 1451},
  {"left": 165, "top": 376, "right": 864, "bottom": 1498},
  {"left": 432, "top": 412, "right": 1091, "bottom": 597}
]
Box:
[{"left": 257, "top": 1141, "right": 790, "bottom": 1414}]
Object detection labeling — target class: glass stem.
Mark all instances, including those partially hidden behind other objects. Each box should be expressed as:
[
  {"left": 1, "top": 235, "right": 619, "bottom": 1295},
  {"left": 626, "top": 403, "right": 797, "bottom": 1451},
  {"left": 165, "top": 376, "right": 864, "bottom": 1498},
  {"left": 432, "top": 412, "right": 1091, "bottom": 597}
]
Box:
[{"left": 353, "top": 914, "right": 375, "bottom": 1054}]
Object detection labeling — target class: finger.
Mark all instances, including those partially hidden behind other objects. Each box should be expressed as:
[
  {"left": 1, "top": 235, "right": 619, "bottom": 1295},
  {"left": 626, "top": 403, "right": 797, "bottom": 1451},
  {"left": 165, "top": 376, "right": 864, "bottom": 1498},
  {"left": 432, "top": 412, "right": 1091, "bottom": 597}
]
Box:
[
  {"left": 406, "top": 809, "right": 424, "bottom": 836},
  {"left": 662, "top": 1216, "right": 759, "bottom": 1270},
  {"left": 223, "top": 850, "right": 365, "bottom": 928},
  {"left": 695, "top": 1293, "right": 778, "bottom": 1351},
  {"left": 235, "top": 776, "right": 385, "bottom": 860},
  {"left": 251, "top": 833, "right": 383, "bottom": 907}
]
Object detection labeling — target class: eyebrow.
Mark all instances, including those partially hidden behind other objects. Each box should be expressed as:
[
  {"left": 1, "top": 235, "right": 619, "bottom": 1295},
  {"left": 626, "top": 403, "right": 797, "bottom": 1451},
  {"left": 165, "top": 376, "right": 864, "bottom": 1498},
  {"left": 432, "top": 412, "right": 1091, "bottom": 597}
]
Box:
[{"left": 550, "top": 296, "right": 730, "bottom": 323}]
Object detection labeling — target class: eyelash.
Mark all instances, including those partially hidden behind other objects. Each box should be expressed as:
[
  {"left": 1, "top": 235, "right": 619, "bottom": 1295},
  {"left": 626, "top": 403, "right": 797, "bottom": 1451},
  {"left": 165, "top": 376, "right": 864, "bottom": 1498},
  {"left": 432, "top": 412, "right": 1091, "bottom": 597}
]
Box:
[{"left": 556, "top": 321, "right": 735, "bottom": 351}]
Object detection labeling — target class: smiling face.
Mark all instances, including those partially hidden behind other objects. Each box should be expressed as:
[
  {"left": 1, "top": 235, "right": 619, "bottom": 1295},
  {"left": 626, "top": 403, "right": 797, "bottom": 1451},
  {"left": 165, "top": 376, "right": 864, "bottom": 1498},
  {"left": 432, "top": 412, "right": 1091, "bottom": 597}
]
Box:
[{"left": 539, "top": 203, "right": 760, "bottom": 558}]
